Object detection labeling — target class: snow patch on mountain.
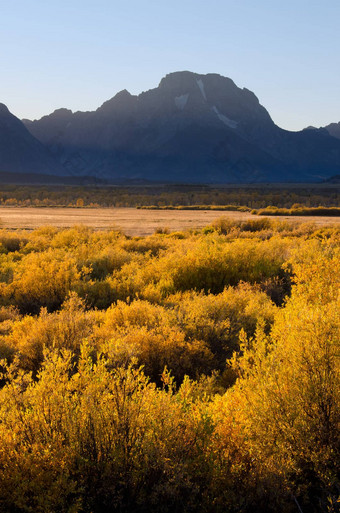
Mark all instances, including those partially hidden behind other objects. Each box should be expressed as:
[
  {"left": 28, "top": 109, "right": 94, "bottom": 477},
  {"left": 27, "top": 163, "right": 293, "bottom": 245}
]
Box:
[
  {"left": 212, "top": 106, "right": 238, "bottom": 129},
  {"left": 175, "top": 94, "right": 189, "bottom": 110},
  {"left": 196, "top": 79, "right": 207, "bottom": 101}
]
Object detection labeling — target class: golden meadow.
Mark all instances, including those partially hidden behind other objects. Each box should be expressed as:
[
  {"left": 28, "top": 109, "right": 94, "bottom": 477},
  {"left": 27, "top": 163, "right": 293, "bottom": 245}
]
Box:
[{"left": 0, "top": 217, "right": 338, "bottom": 513}]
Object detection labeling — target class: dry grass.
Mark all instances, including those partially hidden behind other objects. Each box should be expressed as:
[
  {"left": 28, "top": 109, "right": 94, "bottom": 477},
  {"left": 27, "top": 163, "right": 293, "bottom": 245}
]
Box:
[{"left": 0, "top": 207, "right": 339, "bottom": 236}]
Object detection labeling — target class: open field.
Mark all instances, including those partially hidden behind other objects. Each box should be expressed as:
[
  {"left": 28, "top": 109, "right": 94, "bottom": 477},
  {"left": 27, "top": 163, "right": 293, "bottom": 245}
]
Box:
[{"left": 0, "top": 207, "right": 340, "bottom": 235}]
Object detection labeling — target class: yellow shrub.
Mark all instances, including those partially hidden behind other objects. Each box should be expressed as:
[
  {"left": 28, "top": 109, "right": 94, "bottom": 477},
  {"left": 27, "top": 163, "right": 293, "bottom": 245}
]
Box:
[
  {"left": 1, "top": 293, "right": 99, "bottom": 370},
  {"left": 4, "top": 249, "right": 83, "bottom": 313}
]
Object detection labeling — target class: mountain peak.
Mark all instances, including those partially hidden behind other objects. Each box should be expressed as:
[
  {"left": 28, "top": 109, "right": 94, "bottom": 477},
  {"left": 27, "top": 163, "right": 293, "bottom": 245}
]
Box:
[
  {"left": 156, "top": 71, "right": 264, "bottom": 121},
  {"left": 324, "top": 121, "right": 340, "bottom": 140},
  {"left": 0, "top": 103, "right": 64, "bottom": 176},
  {"left": 98, "top": 89, "right": 136, "bottom": 113},
  {"left": 159, "top": 71, "right": 238, "bottom": 92},
  {"left": 50, "top": 108, "right": 73, "bottom": 117},
  {"left": 14, "top": 71, "right": 340, "bottom": 183},
  {"left": 0, "top": 103, "right": 10, "bottom": 115}
]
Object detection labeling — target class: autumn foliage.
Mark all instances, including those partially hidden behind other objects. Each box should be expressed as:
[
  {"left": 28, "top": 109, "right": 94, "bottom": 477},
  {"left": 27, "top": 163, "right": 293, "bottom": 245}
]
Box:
[{"left": 0, "top": 220, "right": 339, "bottom": 512}]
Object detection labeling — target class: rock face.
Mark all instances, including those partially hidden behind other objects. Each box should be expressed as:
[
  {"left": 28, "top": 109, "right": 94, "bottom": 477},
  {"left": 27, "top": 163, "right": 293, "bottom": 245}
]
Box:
[
  {"left": 0, "top": 103, "right": 64, "bottom": 176},
  {"left": 15, "top": 71, "right": 340, "bottom": 182}
]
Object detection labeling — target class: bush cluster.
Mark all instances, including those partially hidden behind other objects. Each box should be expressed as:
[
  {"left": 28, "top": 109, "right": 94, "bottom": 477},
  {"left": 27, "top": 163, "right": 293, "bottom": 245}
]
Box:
[{"left": 0, "top": 220, "right": 339, "bottom": 512}]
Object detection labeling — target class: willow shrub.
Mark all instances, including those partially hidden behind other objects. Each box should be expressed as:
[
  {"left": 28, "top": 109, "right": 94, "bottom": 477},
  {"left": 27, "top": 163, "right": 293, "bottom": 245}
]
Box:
[
  {"left": 215, "top": 241, "right": 340, "bottom": 511},
  {"left": 0, "top": 348, "right": 215, "bottom": 513},
  {"left": 0, "top": 293, "right": 99, "bottom": 372},
  {"left": 0, "top": 285, "right": 276, "bottom": 385},
  {"left": 0, "top": 224, "right": 303, "bottom": 313},
  {"left": 0, "top": 228, "right": 339, "bottom": 512},
  {"left": 108, "top": 236, "right": 292, "bottom": 304},
  {"left": 2, "top": 249, "right": 83, "bottom": 314}
]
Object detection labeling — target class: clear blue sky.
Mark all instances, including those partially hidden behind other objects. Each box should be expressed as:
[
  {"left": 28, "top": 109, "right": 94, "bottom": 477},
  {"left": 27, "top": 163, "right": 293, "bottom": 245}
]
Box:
[{"left": 1, "top": 0, "right": 339, "bottom": 130}]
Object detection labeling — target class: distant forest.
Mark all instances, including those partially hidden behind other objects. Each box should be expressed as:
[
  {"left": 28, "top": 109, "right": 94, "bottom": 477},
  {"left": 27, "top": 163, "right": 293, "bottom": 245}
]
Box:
[{"left": 0, "top": 184, "right": 339, "bottom": 208}]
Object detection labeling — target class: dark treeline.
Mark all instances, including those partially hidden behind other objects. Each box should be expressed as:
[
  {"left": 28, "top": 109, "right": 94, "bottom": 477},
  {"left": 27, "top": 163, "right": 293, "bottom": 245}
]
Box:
[{"left": 0, "top": 183, "right": 339, "bottom": 208}]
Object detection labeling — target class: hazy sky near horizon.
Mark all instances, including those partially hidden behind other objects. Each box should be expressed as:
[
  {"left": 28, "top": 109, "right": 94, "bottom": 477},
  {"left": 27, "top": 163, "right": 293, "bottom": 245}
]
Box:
[{"left": 1, "top": 0, "right": 339, "bottom": 131}]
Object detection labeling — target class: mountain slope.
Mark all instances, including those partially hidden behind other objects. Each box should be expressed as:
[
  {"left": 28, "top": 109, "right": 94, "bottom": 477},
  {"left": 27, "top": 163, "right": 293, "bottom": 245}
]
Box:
[
  {"left": 324, "top": 121, "right": 340, "bottom": 140},
  {"left": 0, "top": 103, "right": 64, "bottom": 176},
  {"left": 22, "top": 72, "right": 340, "bottom": 182}
]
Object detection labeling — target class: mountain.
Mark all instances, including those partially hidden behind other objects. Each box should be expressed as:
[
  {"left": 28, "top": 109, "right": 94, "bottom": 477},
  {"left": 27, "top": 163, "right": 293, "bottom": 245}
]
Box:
[
  {"left": 305, "top": 122, "right": 340, "bottom": 141},
  {"left": 324, "top": 122, "right": 340, "bottom": 140},
  {"left": 324, "top": 174, "right": 340, "bottom": 183},
  {"left": 0, "top": 103, "right": 65, "bottom": 176},
  {"left": 17, "top": 71, "right": 340, "bottom": 182}
]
